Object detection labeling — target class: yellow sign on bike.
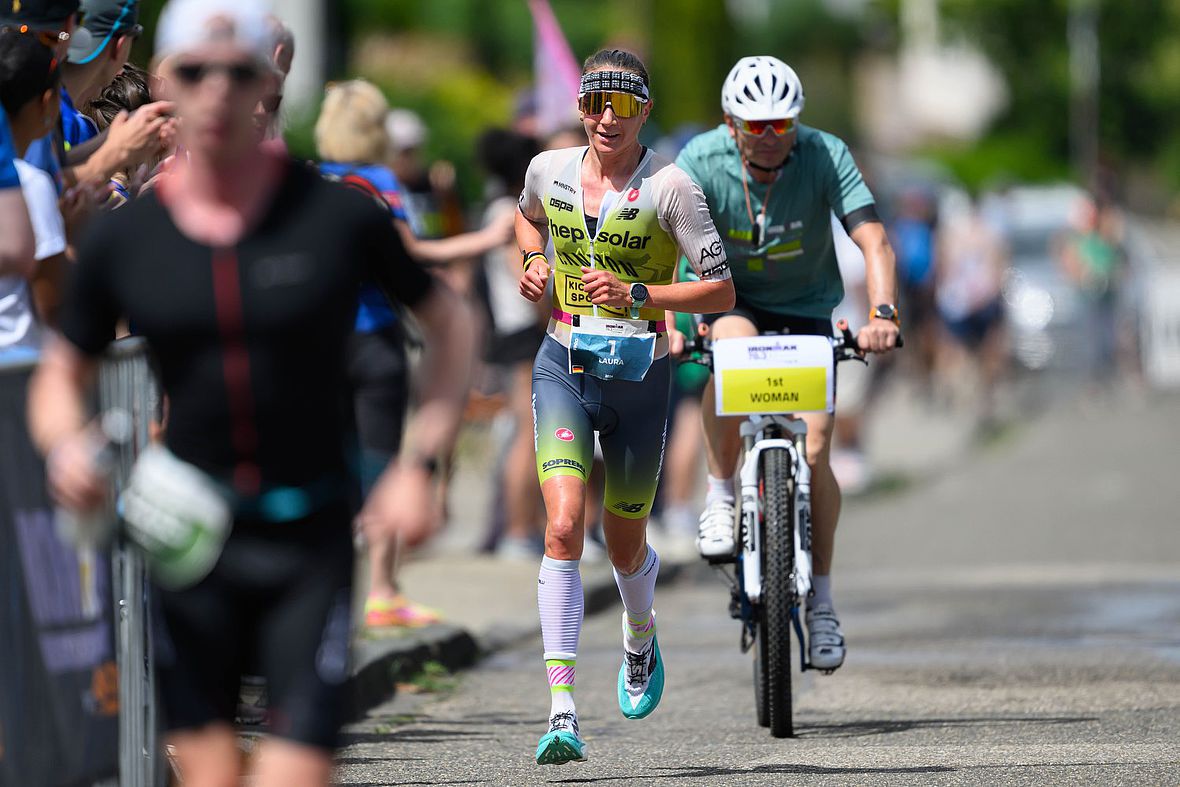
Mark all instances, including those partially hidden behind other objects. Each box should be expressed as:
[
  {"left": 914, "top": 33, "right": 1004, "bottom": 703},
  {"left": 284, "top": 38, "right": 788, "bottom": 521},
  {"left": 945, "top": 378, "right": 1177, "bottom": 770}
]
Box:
[{"left": 713, "top": 335, "right": 834, "bottom": 415}]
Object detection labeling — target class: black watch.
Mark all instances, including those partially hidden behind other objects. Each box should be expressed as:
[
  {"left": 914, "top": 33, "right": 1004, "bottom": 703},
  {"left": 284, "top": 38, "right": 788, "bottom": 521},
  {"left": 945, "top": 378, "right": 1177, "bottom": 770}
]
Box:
[
  {"left": 870, "top": 303, "right": 900, "bottom": 325},
  {"left": 629, "top": 282, "right": 649, "bottom": 308}
]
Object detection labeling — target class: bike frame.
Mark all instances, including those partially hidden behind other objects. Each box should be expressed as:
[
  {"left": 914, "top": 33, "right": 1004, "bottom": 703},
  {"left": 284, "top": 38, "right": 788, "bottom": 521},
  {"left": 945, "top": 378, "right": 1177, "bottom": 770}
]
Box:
[{"left": 737, "top": 415, "right": 812, "bottom": 607}]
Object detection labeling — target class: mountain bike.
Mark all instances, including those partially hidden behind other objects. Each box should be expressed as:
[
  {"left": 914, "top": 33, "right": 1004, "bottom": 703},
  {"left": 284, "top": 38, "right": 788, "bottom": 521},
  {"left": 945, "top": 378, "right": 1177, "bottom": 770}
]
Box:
[{"left": 688, "top": 319, "right": 896, "bottom": 738}]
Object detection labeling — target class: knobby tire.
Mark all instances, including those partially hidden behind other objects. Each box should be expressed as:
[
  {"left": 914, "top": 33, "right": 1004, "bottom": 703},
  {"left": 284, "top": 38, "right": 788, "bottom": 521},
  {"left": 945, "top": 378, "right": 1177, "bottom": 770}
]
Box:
[{"left": 760, "top": 447, "right": 795, "bottom": 738}]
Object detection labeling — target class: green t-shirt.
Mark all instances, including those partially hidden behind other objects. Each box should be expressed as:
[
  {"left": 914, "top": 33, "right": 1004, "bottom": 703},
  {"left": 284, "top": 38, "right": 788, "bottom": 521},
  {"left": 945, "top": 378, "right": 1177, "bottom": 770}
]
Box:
[{"left": 675, "top": 123, "right": 875, "bottom": 319}]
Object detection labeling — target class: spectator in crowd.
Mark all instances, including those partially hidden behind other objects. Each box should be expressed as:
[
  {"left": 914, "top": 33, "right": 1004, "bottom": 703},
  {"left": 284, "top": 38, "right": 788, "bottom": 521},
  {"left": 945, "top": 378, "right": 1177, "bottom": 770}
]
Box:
[
  {"left": 257, "top": 15, "right": 292, "bottom": 141},
  {"left": 0, "top": 104, "right": 34, "bottom": 283},
  {"left": 2, "top": 0, "right": 76, "bottom": 190},
  {"left": 315, "top": 79, "right": 508, "bottom": 623},
  {"left": 315, "top": 78, "right": 445, "bottom": 629},
  {"left": 1058, "top": 193, "right": 1126, "bottom": 387},
  {"left": 58, "top": 0, "right": 140, "bottom": 143},
  {"left": 475, "top": 128, "right": 547, "bottom": 558},
  {"left": 0, "top": 32, "right": 60, "bottom": 357},
  {"left": 935, "top": 200, "right": 1008, "bottom": 427},
  {"left": 890, "top": 185, "right": 940, "bottom": 393},
  {"left": 82, "top": 62, "right": 151, "bottom": 207},
  {"left": 10, "top": 0, "right": 172, "bottom": 195},
  {"left": 386, "top": 108, "right": 466, "bottom": 244}
]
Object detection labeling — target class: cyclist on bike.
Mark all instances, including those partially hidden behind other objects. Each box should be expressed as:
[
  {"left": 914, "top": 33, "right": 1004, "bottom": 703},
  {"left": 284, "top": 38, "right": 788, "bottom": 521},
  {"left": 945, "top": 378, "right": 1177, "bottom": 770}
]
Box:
[
  {"left": 676, "top": 56, "right": 901, "bottom": 673},
  {"left": 517, "top": 48, "right": 734, "bottom": 765}
]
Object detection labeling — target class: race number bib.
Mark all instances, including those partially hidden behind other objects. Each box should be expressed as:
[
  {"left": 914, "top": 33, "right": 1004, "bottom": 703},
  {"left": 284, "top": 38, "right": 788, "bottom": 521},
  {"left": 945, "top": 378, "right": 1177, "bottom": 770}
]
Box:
[
  {"left": 713, "top": 335, "right": 834, "bottom": 415},
  {"left": 568, "top": 315, "right": 656, "bottom": 382}
]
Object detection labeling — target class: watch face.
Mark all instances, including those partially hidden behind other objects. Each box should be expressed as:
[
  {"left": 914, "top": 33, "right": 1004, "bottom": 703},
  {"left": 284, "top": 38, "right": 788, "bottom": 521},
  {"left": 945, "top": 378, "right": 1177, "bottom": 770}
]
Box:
[
  {"left": 632, "top": 283, "right": 649, "bottom": 302},
  {"left": 874, "top": 304, "right": 896, "bottom": 320}
]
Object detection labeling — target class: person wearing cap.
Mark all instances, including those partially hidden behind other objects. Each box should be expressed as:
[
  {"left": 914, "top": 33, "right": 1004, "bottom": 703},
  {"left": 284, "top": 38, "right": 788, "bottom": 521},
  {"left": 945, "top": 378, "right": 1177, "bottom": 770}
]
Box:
[
  {"left": 1, "top": 0, "right": 76, "bottom": 185},
  {"left": 0, "top": 29, "right": 69, "bottom": 359},
  {"left": 676, "top": 56, "right": 901, "bottom": 674},
  {"left": 28, "top": 1, "right": 475, "bottom": 784},
  {"left": 8, "top": 0, "right": 171, "bottom": 196},
  {"left": 59, "top": 0, "right": 143, "bottom": 143}
]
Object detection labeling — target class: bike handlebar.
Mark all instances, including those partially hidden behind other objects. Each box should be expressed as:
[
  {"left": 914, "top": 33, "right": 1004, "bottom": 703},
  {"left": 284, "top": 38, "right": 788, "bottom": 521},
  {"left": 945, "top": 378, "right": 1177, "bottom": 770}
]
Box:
[{"left": 683, "top": 316, "right": 903, "bottom": 370}]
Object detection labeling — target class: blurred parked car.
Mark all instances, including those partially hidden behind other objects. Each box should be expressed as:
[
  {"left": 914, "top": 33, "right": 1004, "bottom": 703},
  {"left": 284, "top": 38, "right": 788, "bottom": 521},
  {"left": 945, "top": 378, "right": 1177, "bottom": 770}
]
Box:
[{"left": 985, "top": 184, "right": 1089, "bottom": 372}]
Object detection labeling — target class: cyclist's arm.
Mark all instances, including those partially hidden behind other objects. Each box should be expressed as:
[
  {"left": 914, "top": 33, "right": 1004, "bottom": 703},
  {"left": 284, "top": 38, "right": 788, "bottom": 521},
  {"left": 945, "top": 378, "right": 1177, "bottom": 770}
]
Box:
[
  {"left": 849, "top": 220, "right": 901, "bottom": 352},
  {"left": 649, "top": 168, "right": 734, "bottom": 314},
  {"left": 849, "top": 220, "right": 898, "bottom": 315}
]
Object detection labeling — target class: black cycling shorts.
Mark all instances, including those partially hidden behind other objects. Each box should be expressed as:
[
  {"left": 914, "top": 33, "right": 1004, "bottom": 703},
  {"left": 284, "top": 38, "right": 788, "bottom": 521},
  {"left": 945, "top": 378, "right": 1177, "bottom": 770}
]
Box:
[
  {"left": 152, "top": 503, "right": 354, "bottom": 751},
  {"left": 703, "top": 298, "right": 833, "bottom": 338}
]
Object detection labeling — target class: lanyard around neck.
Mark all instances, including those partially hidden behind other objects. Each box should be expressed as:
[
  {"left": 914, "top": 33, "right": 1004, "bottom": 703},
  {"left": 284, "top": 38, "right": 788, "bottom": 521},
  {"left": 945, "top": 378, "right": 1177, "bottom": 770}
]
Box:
[{"left": 740, "top": 159, "right": 777, "bottom": 248}]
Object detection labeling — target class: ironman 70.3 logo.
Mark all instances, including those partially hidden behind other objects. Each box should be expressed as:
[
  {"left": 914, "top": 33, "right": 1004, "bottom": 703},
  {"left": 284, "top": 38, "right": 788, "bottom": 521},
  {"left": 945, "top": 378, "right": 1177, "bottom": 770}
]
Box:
[{"left": 555, "top": 428, "right": 575, "bottom": 442}]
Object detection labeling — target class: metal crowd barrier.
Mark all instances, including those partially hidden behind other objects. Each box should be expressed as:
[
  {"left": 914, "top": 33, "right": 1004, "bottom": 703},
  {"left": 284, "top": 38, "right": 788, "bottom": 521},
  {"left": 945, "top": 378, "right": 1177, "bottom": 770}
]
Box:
[{"left": 97, "top": 337, "right": 163, "bottom": 787}]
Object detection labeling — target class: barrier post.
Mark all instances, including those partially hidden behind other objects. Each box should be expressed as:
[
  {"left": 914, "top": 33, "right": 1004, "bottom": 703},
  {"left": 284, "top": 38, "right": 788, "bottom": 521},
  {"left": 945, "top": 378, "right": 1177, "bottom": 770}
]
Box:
[{"left": 98, "top": 338, "right": 162, "bottom": 787}]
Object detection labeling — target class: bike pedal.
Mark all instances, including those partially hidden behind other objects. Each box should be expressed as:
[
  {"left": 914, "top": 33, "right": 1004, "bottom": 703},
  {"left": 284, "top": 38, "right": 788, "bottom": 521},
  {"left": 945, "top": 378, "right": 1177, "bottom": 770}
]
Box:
[{"left": 703, "top": 552, "right": 737, "bottom": 566}]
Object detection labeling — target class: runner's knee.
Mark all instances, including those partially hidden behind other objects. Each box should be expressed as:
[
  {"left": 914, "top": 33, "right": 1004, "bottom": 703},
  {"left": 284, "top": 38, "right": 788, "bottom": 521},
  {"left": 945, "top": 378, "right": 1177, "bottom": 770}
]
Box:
[{"left": 545, "top": 509, "right": 584, "bottom": 555}]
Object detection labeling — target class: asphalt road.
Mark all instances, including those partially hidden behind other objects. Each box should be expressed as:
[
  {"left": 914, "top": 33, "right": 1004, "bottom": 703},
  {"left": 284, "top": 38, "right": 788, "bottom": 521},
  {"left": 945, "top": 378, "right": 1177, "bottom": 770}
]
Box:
[{"left": 335, "top": 392, "right": 1180, "bottom": 786}]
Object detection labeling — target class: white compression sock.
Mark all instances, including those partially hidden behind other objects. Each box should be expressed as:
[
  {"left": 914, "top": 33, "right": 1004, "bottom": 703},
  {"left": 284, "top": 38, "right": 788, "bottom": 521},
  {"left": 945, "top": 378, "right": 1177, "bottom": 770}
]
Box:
[
  {"left": 613, "top": 546, "right": 660, "bottom": 649},
  {"left": 539, "top": 555, "right": 583, "bottom": 716},
  {"left": 705, "top": 474, "right": 735, "bottom": 506},
  {"left": 811, "top": 574, "right": 833, "bottom": 609}
]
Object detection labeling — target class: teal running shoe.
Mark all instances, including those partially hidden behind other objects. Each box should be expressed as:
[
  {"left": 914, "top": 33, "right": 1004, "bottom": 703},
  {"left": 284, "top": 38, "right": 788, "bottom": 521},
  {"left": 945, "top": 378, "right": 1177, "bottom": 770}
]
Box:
[
  {"left": 617, "top": 614, "right": 664, "bottom": 719},
  {"left": 535, "top": 711, "right": 586, "bottom": 765}
]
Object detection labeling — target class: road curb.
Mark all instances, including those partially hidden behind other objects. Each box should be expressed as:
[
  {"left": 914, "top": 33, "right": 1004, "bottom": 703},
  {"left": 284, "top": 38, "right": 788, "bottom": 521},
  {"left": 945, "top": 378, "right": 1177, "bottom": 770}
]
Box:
[{"left": 345, "top": 559, "right": 687, "bottom": 720}]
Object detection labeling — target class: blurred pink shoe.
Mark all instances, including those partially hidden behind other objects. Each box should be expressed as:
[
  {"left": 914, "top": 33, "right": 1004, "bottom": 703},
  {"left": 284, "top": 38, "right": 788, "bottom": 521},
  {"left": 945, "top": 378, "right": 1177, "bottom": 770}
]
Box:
[{"left": 364, "top": 595, "right": 442, "bottom": 628}]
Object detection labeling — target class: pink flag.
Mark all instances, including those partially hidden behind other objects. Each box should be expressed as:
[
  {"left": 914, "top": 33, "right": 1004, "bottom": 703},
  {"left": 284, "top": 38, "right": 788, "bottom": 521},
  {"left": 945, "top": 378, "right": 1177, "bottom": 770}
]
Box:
[{"left": 528, "top": 0, "right": 581, "bottom": 136}]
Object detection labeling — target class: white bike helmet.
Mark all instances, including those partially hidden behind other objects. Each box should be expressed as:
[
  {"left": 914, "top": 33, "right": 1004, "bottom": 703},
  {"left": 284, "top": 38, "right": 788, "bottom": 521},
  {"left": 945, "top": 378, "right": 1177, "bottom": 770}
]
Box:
[{"left": 721, "top": 56, "right": 805, "bottom": 121}]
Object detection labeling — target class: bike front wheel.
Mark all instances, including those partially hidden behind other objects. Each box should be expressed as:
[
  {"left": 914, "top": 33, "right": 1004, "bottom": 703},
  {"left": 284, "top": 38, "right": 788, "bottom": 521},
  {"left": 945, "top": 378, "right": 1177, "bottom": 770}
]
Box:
[
  {"left": 757, "top": 446, "right": 795, "bottom": 738},
  {"left": 753, "top": 608, "right": 769, "bottom": 727}
]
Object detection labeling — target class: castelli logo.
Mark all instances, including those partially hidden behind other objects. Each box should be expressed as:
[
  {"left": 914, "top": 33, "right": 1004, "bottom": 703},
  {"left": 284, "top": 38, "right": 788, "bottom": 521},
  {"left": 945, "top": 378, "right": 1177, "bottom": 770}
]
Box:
[
  {"left": 555, "top": 428, "right": 575, "bottom": 442},
  {"left": 627, "top": 188, "right": 640, "bottom": 202}
]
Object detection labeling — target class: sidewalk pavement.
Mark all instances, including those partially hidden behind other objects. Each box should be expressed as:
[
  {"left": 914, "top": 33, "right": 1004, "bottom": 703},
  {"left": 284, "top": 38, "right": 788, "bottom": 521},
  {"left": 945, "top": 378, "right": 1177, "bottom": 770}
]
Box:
[{"left": 344, "top": 371, "right": 981, "bottom": 721}]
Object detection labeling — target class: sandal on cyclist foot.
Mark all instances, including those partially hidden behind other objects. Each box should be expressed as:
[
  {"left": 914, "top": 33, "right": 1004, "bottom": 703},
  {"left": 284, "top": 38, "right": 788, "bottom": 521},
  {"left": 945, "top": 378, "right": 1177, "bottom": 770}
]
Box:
[{"left": 806, "top": 603, "right": 846, "bottom": 672}]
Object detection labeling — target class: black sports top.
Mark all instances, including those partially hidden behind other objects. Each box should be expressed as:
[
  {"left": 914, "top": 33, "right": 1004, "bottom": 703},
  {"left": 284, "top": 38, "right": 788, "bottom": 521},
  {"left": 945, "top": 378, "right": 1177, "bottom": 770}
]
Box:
[{"left": 62, "top": 161, "right": 435, "bottom": 496}]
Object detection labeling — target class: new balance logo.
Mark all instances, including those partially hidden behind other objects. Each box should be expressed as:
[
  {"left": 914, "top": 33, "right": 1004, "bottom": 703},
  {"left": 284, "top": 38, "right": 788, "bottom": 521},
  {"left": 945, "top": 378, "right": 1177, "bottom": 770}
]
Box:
[{"left": 617, "top": 207, "right": 640, "bottom": 221}]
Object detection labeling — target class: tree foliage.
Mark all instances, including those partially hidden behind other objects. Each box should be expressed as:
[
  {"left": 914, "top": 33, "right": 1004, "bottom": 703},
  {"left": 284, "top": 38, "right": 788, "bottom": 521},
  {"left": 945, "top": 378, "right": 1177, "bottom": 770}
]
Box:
[{"left": 938, "top": 0, "right": 1180, "bottom": 197}]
